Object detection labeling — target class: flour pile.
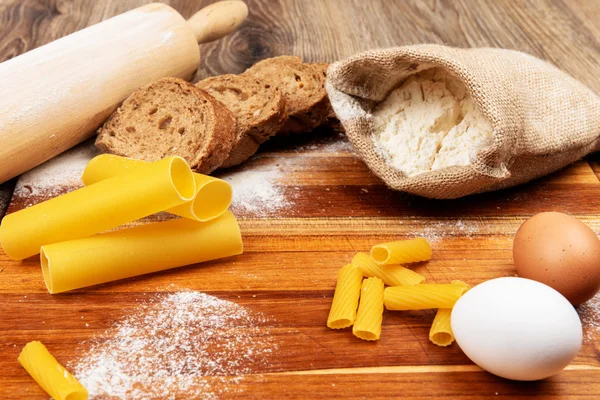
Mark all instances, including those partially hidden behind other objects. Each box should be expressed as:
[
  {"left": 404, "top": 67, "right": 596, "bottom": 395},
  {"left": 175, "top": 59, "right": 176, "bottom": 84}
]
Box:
[
  {"left": 217, "top": 167, "right": 289, "bottom": 216},
  {"left": 71, "top": 291, "right": 277, "bottom": 399}
]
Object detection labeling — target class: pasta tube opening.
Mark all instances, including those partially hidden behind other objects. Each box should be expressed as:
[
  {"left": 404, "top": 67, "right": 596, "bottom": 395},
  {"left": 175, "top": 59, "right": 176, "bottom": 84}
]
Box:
[
  {"left": 328, "top": 318, "right": 354, "bottom": 330},
  {"left": 430, "top": 331, "right": 453, "bottom": 347},
  {"left": 352, "top": 277, "right": 384, "bottom": 341},
  {"left": 371, "top": 246, "right": 391, "bottom": 264},
  {"left": 353, "top": 329, "right": 379, "bottom": 341},
  {"left": 327, "top": 264, "right": 363, "bottom": 329},
  {"left": 192, "top": 180, "right": 233, "bottom": 222},
  {"left": 82, "top": 154, "right": 230, "bottom": 223},
  {"left": 370, "top": 238, "right": 432, "bottom": 265},
  {"left": 40, "top": 249, "right": 54, "bottom": 294},
  {"left": 169, "top": 157, "right": 196, "bottom": 201}
]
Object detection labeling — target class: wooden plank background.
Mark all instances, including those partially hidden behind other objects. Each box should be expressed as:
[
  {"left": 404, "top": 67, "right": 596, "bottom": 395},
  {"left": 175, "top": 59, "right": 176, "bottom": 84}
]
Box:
[{"left": 1, "top": 0, "right": 600, "bottom": 398}]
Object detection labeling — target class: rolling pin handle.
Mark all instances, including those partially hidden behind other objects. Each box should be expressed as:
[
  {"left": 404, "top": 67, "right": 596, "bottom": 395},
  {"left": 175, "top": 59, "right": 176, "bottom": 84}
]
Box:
[{"left": 186, "top": 1, "right": 248, "bottom": 44}]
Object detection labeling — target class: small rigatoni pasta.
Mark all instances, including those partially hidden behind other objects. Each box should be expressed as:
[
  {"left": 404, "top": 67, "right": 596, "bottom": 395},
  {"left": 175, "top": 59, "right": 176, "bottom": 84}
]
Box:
[
  {"left": 429, "top": 281, "right": 469, "bottom": 346},
  {"left": 370, "top": 238, "right": 432, "bottom": 265},
  {"left": 352, "top": 252, "right": 425, "bottom": 286},
  {"left": 450, "top": 280, "right": 470, "bottom": 293},
  {"left": 384, "top": 282, "right": 469, "bottom": 310},
  {"left": 18, "top": 341, "right": 88, "bottom": 400},
  {"left": 327, "top": 264, "right": 363, "bottom": 329},
  {"left": 429, "top": 308, "right": 454, "bottom": 347},
  {"left": 353, "top": 277, "right": 385, "bottom": 341}
]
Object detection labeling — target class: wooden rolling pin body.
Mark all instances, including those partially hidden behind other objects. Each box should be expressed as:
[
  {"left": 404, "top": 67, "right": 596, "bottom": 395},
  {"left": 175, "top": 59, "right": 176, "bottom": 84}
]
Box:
[{"left": 0, "top": 2, "right": 247, "bottom": 184}]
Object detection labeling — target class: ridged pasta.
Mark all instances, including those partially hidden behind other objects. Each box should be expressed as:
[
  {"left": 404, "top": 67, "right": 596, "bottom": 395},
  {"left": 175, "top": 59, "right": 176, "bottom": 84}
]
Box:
[
  {"left": 429, "top": 308, "right": 454, "bottom": 347},
  {"left": 352, "top": 252, "right": 425, "bottom": 286},
  {"left": 327, "top": 264, "right": 363, "bottom": 329},
  {"left": 384, "top": 282, "right": 469, "bottom": 310},
  {"left": 451, "top": 280, "right": 470, "bottom": 293},
  {"left": 428, "top": 281, "right": 469, "bottom": 346},
  {"left": 353, "top": 277, "right": 385, "bottom": 341},
  {"left": 371, "top": 238, "right": 432, "bottom": 265},
  {"left": 18, "top": 341, "right": 88, "bottom": 400}
]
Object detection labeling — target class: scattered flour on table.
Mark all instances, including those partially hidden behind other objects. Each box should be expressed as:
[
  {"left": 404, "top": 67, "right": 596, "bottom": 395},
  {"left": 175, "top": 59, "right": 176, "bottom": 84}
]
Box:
[
  {"left": 13, "top": 141, "right": 99, "bottom": 198},
  {"left": 217, "top": 167, "right": 289, "bottom": 217},
  {"left": 215, "top": 134, "right": 354, "bottom": 216},
  {"left": 12, "top": 133, "right": 351, "bottom": 216},
  {"left": 295, "top": 135, "right": 354, "bottom": 153},
  {"left": 71, "top": 291, "right": 277, "bottom": 400},
  {"left": 577, "top": 293, "right": 600, "bottom": 344},
  {"left": 422, "top": 219, "right": 481, "bottom": 242}
]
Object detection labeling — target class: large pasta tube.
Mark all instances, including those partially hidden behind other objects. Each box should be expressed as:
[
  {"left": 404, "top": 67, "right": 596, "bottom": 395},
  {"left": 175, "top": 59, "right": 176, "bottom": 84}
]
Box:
[
  {"left": 384, "top": 283, "right": 469, "bottom": 310},
  {"left": 371, "top": 238, "right": 432, "bottom": 265},
  {"left": 353, "top": 277, "right": 385, "bottom": 341},
  {"left": 40, "top": 211, "right": 242, "bottom": 294},
  {"left": 0, "top": 156, "right": 195, "bottom": 260},
  {"left": 352, "top": 252, "right": 424, "bottom": 286},
  {"left": 429, "top": 308, "right": 454, "bottom": 347},
  {"left": 82, "top": 154, "right": 231, "bottom": 222},
  {"left": 327, "top": 264, "right": 363, "bottom": 329},
  {"left": 19, "top": 341, "right": 88, "bottom": 400}
]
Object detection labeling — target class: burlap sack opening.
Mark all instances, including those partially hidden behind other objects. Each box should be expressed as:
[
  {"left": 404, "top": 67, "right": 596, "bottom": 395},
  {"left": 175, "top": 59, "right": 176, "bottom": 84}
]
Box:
[{"left": 326, "top": 44, "right": 600, "bottom": 199}]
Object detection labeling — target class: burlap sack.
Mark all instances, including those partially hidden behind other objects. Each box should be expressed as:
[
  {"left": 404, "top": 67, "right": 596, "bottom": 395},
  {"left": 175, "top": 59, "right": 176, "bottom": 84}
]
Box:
[{"left": 326, "top": 44, "right": 600, "bottom": 199}]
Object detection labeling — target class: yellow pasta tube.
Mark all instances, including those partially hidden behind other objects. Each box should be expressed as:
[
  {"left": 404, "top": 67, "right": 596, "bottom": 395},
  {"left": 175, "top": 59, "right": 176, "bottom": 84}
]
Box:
[
  {"left": 352, "top": 252, "right": 425, "bottom": 286},
  {"left": 451, "top": 280, "right": 470, "bottom": 293},
  {"left": 18, "top": 341, "right": 88, "bottom": 400},
  {"left": 384, "top": 282, "right": 469, "bottom": 310},
  {"left": 40, "top": 211, "right": 242, "bottom": 294},
  {"left": 429, "top": 282, "right": 469, "bottom": 346},
  {"left": 327, "top": 264, "right": 363, "bottom": 329},
  {"left": 82, "top": 154, "right": 231, "bottom": 222},
  {"left": 353, "top": 277, "right": 385, "bottom": 341},
  {"left": 0, "top": 156, "right": 195, "bottom": 260},
  {"left": 429, "top": 308, "right": 454, "bottom": 347},
  {"left": 370, "top": 238, "right": 432, "bottom": 265}
]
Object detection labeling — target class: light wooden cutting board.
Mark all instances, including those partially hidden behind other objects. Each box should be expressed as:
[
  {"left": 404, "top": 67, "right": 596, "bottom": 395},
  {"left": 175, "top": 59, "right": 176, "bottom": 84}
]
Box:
[{"left": 1, "top": 129, "right": 599, "bottom": 399}]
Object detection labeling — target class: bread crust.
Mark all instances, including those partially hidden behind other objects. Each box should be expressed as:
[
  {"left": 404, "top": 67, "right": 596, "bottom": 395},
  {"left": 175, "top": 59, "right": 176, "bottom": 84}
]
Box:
[
  {"left": 243, "top": 56, "right": 330, "bottom": 134},
  {"left": 95, "top": 77, "right": 235, "bottom": 174},
  {"left": 196, "top": 74, "right": 286, "bottom": 168}
]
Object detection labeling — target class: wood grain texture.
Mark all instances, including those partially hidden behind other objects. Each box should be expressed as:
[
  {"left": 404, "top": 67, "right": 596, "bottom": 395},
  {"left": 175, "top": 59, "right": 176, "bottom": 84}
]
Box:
[{"left": 1, "top": 0, "right": 600, "bottom": 399}]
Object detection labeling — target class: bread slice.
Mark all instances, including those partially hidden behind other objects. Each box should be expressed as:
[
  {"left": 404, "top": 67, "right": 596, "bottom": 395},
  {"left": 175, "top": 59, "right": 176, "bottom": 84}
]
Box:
[
  {"left": 196, "top": 74, "right": 286, "bottom": 168},
  {"left": 243, "top": 56, "right": 330, "bottom": 133},
  {"left": 95, "top": 77, "right": 235, "bottom": 174}
]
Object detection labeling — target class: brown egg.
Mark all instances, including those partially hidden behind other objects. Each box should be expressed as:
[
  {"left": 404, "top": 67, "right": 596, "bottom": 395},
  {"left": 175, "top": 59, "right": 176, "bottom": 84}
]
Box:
[{"left": 513, "top": 212, "right": 600, "bottom": 306}]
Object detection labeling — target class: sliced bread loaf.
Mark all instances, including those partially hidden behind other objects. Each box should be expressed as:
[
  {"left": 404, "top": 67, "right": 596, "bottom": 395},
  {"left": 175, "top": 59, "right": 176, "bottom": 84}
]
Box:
[
  {"left": 95, "top": 77, "right": 235, "bottom": 174},
  {"left": 196, "top": 74, "right": 286, "bottom": 168},
  {"left": 243, "top": 56, "right": 330, "bottom": 134}
]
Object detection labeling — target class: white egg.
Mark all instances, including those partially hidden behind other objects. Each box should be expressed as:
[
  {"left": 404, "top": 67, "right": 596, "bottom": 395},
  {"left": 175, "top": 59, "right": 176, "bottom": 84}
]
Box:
[{"left": 451, "top": 277, "right": 582, "bottom": 381}]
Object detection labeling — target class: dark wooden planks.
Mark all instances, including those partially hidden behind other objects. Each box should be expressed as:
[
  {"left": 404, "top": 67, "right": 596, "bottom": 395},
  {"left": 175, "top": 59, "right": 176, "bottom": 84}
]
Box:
[{"left": 2, "top": 0, "right": 600, "bottom": 89}]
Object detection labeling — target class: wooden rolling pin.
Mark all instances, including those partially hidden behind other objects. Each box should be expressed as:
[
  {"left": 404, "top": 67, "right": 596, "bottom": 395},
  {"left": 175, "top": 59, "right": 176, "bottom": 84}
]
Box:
[{"left": 0, "top": 1, "right": 248, "bottom": 184}]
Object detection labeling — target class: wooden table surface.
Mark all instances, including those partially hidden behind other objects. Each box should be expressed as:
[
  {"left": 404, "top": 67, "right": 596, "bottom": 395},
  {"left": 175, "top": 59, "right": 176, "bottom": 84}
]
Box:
[{"left": 1, "top": 0, "right": 600, "bottom": 398}]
